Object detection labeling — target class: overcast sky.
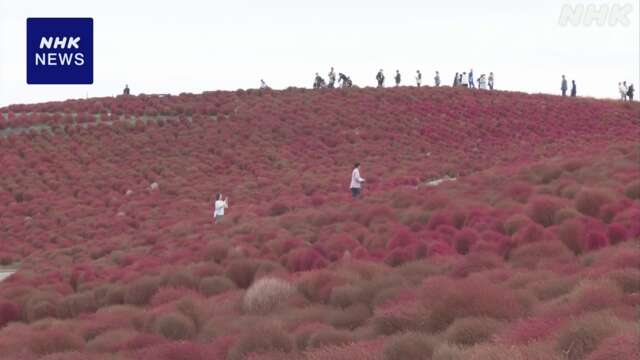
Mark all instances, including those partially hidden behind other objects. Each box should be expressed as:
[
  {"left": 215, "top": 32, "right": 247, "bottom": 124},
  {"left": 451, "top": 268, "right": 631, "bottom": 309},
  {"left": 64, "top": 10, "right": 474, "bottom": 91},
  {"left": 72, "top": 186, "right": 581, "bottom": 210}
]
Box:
[{"left": 1, "top": 0, "right": 638, "bottom": 106}]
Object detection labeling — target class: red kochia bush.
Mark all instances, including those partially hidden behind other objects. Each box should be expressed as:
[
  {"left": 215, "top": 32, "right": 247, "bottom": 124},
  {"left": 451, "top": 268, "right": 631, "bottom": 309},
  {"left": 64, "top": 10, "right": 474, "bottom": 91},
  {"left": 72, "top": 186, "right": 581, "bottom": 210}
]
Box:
[
  {"left": 575, "top": 189, "right": 613, "bottom": 217},
  {"left": 0, "top": 300, "right": 21, "bottom": 328},
  {"left": 606, "top": 223, "right": 628, "bottom": 244},
  {"left": 526, "top": 196, "right": 563, "bottom": 227},
  {"left": 453, "top": 228, "right": 479, "bottom": 254},
  {"left": 586, "top": 333, "right": 640, "bottom": 360},
  {"left": 423, "top": 277, "right": 524, "bottom": 332}
]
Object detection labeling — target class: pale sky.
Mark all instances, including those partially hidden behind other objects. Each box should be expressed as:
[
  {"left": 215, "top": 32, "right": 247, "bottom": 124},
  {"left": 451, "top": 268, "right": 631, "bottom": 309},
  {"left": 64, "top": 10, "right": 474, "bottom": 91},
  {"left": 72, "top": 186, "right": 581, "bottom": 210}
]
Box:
[{"left": 0, "top": 0, "right": 638, "bottom": 106}]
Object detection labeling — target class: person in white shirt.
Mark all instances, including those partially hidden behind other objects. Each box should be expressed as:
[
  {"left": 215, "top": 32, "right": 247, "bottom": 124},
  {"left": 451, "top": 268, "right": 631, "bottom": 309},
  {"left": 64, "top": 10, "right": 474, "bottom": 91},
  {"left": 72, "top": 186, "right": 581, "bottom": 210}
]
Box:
[
  {"left": 619, "top": 82, "right": 628, "bottom": 101},
  {"left": 461, "top": 72, "right": 469, "bottom": 87},
  {"left": 350, "top": 163, "right": 365, "bottom": 198},
  {"left": 213, "top": 193, "right": 229, "bottom": 224},
  {"left": 488, "top": 72, "right": 495, "bottom": 90}
]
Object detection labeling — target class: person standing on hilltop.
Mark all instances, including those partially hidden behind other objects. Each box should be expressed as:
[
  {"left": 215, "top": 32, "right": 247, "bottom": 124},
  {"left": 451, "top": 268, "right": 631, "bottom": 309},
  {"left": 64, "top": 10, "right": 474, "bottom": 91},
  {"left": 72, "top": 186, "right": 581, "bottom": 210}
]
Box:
[
  {"left": 628, "top": 83, "right": 635, "bottom": 101},
  {"left": 123, "top": 84, "right": 130, "bottom": 95},
  {"left": 376, "top": 70, "right": 385, "bottom": 88},
  {"left": 453, "top": 72, "right": 459, "bottom": 87},
  {"left": 478, "top": 74, "right": 487, "bottom": 89},
  {"left": 461, "top": 72, "right": 469, "bottom": 87},
  {"left": 619, "top": 82, "right": 627, "bottom": 101},
  {"left": 571, "top": 80, "right": 577, "bottom": 97},
  {"left": 488, "top": 72, "right": 495, "bottom": 90},
  {"left": 395, "top": 70, "right": 401, "bottom": 87},
  {"left": 561, "top": 75, "right": 568, "bottom": 96},
  {"left": 350, "top": 163, "right": 365, "bottom": 199},
  {"left": 435, "top": 71, "right": 441, "bottom": 87},
  {"left": 415, "top": 70, "right": 422, "bottom": 87},
  {"left": 328, "top": 67, "right": 336, "bottom": 88},
  {"left": 468, "top": 69, "right": 475, "bottom": 88},
  {"left": 213, "top": 193, "right": 229, "bottom": 224}
]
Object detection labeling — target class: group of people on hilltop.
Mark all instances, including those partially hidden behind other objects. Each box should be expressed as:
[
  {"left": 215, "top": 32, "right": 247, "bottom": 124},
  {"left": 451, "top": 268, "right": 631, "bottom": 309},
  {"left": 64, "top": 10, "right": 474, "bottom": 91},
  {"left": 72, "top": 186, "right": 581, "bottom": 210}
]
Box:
[
  {"left": 453, "top": 70, "right": 495, "bottom": 90},
  {"left": 618, "top": 81, "right": 635, "bottom": 101},
  {"left": 561, "top": 75, "right": 577, "bottom": 97},
  {"left": 314, "top": 67, "right": 353, "bottom": 89},
  {"left": 375, "top": 69, "right": 448, "bottom": 88}
]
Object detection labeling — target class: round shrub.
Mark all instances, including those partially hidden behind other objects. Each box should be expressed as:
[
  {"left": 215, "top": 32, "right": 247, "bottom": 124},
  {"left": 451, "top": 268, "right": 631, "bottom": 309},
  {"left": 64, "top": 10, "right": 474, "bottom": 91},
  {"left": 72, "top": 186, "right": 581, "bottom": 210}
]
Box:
[
  {"left": 558, "top": 219, "right": 586, "bottom": 255},
  {"left": 226, "top": 260, "right": 260, "bottom": 289},
  {"left": 57, "top": 292, "right": 97, "bottom": 318},
  {"left": 28, "top": 328, "right": 85, "bottom": 356},
  {"left": 444, "top": 317, "right": 503, "bottom": 346},
  {"left": 503, "top": 214, "right": 531, "bottom": 236},
  {"left": 623, "top": 180, "right": 640, "bottom": 199},
  {"left": 124, "top": 276, "right": 160, "bottom": 306},
  {"left": 383, "top": 332, "right": 437, "bottom": 360},
  {"left": 606, "top": 223, "right": 628, "bottom": 245},
  {"left": 0, "top": 300, "right": 21, "bottom": 328},
  {"left": 575, "top": 189, "right": 613, "bottom": 218},
  {"left": 453, "top": 229, "right": 479, "bottom": 255},
  {"left": 243, "top": 277, "right": 296, "bottom": 315},
  {"left": 199, "top": 275, "right": 236, "bottom": 296},
  {"left": 307, "top": 328, "right": 354, "bottom": 349},
  {"left": 152, "top": 312, "right": 196, "bottom": 341},
  {"left": 227, "top": 323, "right": 293, "bottom": 360},
  {"left": 555, "top": 312, "right": 628, "bottom": 360},
  {"left": 526, "top": 196, "right": 563, "bottom": 227}
]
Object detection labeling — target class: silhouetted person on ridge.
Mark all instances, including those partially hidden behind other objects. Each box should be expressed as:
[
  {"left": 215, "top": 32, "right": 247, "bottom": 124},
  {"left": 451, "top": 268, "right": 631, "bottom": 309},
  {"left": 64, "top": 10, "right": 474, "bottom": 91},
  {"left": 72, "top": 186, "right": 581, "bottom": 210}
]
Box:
[
  {"left": 628, "top": 84, "right": 635, "bottom": 101},
  {"left": 453, "top": 72, "right": 459, "bottom": 87},
  {"left": 395, "top": 70, "right": 401, "bottom": 87},
  {"left": 561, "top": 75, "right": 568, "bottom": 96},
  {"left": 376, "top": 69, "right": 385, "bottom": 88},
  {"left": 415, "top": 70, "right": 422, "bottom": 87},
  {"left": 123, "top": 84, "right": 130, "bottom": 95},
  {"left": 313, "top": 73, "right": 326, "bottom": 89},
  {"left": 571, "top": 80, "right": 577, "bottom": 97},
  {"left": 488, "top": 72, "right": 494, "bottom": 90},
  {"left": 434, "top": 71, "right": 441, "bottom": 87},
  {"left": 350, "top": 162, "right": 365, "bottom": 199},
  {"left": 478, "top": 74, "right": 487, "bottom": 89},
  {"left": 468, "top": 69, "right": 475, "bottom": 88},
  {"left": 328, "top": 67, "right": 336, "bottom": 88}
]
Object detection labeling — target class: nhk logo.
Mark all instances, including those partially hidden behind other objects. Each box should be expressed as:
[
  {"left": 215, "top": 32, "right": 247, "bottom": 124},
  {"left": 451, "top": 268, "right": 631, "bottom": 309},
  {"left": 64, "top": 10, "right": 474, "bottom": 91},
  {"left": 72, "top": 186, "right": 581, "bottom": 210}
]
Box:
[{"left": 27, "top": 18, "right": 93, "bottom": 84}]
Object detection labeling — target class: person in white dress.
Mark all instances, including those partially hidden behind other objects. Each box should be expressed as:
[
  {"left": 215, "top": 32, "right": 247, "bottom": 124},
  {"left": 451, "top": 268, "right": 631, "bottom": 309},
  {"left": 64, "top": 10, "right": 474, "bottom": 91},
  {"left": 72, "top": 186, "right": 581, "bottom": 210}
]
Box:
[{"left": 213, "top": 193, "right": 229, "bottom": 224}]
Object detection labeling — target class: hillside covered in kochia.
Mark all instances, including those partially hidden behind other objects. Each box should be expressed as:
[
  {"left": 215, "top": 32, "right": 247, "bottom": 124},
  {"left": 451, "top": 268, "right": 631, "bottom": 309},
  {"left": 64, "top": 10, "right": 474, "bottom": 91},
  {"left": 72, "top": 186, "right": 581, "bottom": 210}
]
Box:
[{"left": 0, "top": 87, "right": 639, "bottom": 360}]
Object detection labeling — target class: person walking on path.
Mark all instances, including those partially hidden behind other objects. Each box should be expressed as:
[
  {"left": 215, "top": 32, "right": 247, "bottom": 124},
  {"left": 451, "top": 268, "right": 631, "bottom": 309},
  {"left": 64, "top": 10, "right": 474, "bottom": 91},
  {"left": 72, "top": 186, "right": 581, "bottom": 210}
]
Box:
[
  {"left": 395, "top": 70, "right": 401, "bottom": 87},
  {"left": 434, "top": 71, "right": 441, "bottom": 87},
  {"left": 488, "top": 72, "right": 494, "bottom": 90},
  {"left": 561, "top": 75, "right": 568, "bottom": 96},
  {"left": 415, "top": 70, "right": 422, "bottom": 87},
  {"left": 350, "top": 163, "right": 365, "bottom": 199},
  {"left": 376, "top": 69, "right": 385, "bottom": 88},
  {"left": 213, "top": 193, "right": 229, "bottom": 224},
  {"left": 571, "top": 80, "right": 577, "bottom": 97}
]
